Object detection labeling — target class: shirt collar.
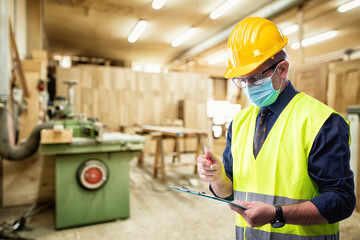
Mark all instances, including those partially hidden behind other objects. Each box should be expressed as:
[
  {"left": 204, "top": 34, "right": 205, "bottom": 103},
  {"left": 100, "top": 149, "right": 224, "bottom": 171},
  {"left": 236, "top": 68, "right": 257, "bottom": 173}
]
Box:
[{"left": 260, "top": 81, "right": 299, "bottom": 117}]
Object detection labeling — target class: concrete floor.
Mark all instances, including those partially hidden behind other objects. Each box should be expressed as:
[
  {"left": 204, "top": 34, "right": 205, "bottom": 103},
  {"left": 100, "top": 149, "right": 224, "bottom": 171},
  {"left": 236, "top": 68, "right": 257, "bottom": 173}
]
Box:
[{"left": 1, "top": 154, "right": 360, "bottom": 240}]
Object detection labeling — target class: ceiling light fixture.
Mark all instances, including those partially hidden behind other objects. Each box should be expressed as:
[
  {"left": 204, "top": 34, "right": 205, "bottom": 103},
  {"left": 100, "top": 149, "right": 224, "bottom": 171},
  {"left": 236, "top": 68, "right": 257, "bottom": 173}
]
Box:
[
  {"left": 337, "top": 0, "right": 360, "bottom": 12},
  {"left": 207, "top": 51, "right": 228, "bottom": 65},
  {"left": 291, "top": 30, "right": 339, "bottom": 49},
  {"left": 128, "top": 20, "right": 148, "bottom": 43},
  {"left": 281, "top": 24, "right": 299, "bottom": 35},
  {"left": 152, "top": 0, "right": 167, "bottom": 10},
  {"left": 210, "top": 0, "right": 241, "bottom": 20},
  {"left": 171, "top": 27, "right": 196, "bottom": 47}
]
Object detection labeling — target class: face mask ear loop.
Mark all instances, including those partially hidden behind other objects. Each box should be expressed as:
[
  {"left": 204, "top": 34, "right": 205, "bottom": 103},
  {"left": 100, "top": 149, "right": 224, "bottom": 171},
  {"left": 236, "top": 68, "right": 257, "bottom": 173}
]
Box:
[
  {"left": 270, "top": 64, "right": 282, "bottom": 91},
  {"left": 277, "top": 77, "right": 283, "bottom": 92}
]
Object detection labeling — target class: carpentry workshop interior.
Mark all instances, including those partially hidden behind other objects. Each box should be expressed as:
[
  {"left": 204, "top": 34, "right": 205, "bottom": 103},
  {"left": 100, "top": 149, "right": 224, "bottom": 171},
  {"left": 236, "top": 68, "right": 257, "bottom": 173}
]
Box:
[{"left": 1, "top": 0, "right": 360, "bottom": 239}]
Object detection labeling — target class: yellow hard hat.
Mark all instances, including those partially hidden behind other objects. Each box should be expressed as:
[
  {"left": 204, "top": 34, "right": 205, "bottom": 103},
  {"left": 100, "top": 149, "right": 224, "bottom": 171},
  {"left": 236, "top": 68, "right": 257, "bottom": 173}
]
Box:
[{"left": 224, "top": 17, "right": 288, "bottom": 78}]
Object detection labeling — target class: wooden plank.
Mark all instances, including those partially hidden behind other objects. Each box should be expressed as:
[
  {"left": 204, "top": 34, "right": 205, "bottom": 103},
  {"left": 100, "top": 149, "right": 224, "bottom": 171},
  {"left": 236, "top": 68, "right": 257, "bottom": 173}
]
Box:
[
  {"left": 140, "top": 125, "right": 208, "bottom": 136},
  {"left": 9, "top": 19, "right": 30, "bottom": 98},
  {"left": 40, "top": 129, "right": 73, "bottom": 144}
]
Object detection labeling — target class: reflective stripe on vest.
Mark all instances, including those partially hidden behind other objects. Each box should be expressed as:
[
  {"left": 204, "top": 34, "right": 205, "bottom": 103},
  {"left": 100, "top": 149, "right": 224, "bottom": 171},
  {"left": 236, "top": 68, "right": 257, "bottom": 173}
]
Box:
[
  {"left": 234, "top": 191, "right": 308, "bottom": 206},
  {"left": 231, "top": 92, "right": 343, "bottom": 239},
  {"left": 236, "top": 226, "right": 339, "bottom": 240}
]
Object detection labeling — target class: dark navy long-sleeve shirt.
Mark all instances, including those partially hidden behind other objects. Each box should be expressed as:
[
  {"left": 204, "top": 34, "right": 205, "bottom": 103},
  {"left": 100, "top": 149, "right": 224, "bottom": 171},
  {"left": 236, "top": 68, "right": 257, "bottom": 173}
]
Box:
[{"left": 221, "top": 81, "right": 355, "bottom": 224}]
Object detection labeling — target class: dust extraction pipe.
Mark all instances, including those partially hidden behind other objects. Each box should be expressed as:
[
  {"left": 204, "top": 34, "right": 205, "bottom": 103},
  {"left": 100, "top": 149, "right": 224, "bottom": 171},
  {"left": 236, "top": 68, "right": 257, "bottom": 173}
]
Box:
[{"left": 0, "top": 1, "right": 54, "bottom": 161}]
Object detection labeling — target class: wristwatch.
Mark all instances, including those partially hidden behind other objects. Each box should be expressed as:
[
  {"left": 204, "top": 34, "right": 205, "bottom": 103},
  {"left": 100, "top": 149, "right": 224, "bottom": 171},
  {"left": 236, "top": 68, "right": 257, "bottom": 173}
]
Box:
[{"left": 271, "top": 204, "right": 285, "bottom": 228}]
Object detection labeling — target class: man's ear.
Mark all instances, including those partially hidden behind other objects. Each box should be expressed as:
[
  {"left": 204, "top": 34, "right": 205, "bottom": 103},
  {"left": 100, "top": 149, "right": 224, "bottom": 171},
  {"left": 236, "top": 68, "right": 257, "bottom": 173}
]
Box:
[{"left": 279, "top": 61, "right": 289, "bottom": 79}]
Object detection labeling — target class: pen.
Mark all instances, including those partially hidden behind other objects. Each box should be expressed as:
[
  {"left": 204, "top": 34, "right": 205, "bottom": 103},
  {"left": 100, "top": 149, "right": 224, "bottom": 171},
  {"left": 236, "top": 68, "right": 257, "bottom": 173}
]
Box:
[{"left": 204, "top": 145, "right": 213, "bottom": 169}]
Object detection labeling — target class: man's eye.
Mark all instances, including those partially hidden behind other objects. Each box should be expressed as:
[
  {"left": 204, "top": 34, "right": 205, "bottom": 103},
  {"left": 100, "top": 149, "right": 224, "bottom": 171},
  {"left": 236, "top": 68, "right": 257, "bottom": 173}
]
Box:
[{"left": 248, "top": 76, "right": 259, "bottom": 83}]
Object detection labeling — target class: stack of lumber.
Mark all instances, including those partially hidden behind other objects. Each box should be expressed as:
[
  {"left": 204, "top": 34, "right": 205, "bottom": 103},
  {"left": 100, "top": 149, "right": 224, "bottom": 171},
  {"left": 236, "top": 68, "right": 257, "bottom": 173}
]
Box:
[
  {"left": 56, "top": 65, "right": 211, "bottom": 131},
  {"left": 56, "top": 65, "right": 212, "bottom": 152}
]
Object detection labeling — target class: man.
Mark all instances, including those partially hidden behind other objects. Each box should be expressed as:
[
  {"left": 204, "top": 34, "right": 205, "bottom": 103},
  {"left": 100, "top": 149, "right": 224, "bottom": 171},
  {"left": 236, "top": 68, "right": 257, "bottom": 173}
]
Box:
[{"left": 197, "top": 17, "right": 355, "bottom": 240}]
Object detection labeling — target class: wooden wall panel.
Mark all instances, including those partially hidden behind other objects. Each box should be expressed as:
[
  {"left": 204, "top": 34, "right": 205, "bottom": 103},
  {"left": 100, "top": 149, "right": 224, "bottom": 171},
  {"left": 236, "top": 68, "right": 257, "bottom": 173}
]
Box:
[
  {"left": 56, "top": 66, "right": 211, "bottom": 131},
  {"left": 290, "top": 63, "right": 328, "bottom": 104},
  {"left": 56, "top": 66, "right": 212, "bottom": 152},
  {"left": 328, "top": 59, "right": 360, "bottom": 115}
]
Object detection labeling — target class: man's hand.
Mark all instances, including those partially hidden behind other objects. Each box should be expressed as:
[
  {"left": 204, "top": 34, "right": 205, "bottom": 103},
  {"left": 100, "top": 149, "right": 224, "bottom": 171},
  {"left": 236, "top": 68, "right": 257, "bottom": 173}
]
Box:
[
  {"left": 197, "top": 148, "right": 225, "bottom": 183},
  {"left": 197, "top": 147, "right": 233, "bottom": 198},
  {"left": 228, "top": 201, "right": 276, "bottom": 227}
]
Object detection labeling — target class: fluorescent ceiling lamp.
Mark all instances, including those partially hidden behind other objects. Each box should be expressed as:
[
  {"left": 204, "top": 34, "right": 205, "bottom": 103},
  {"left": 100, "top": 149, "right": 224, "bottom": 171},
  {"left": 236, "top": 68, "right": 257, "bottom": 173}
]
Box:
[
  {"left": 59, "top": 56, "right": 72, "bottom": 68},
  {"left": 128, "top": 20, "right": 148, "bottom": 43},
  {"left": 152, "top": 0, "right": 167, "bottom": 10},
  {"left": 171, "top": 27, "right": 196, "bottom": 47},
  {"left": 302, "top": 30, "right": 338, "bottom": 46},
  {"left": 290, "top": 30, "right": 338, "bottom": 49},
  {"left": 281, "top": 24, "right": 299, "bottom": 35},
  {"left": 210, "top": 0, "right": 241, "bottom": 20},
  {"left": 337, "top": 0, "right": 360, "bottom": 12},
  {"left": 207, "top": 51, "right": 228, "bottom": 64},
  {"left": 291, "top": 42, "right": 301, "bottom": 50}
]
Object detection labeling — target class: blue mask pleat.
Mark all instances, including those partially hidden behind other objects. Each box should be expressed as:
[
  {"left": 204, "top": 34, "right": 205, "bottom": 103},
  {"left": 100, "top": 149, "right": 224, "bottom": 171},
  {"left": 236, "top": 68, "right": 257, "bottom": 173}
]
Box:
[{"left": 243, "top": 77, "right": 280, "bottom": 107}]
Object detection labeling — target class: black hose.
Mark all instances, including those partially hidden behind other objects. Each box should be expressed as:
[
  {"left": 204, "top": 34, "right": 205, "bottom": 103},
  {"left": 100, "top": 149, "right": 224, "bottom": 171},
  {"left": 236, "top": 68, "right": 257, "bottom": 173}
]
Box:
[{"left": 0, "top": 107, "right": 55, "bottom": 161}]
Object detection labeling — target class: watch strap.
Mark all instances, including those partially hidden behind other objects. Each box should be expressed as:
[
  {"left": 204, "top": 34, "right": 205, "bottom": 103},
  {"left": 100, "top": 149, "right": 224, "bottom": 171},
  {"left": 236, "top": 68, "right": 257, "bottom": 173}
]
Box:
[{"left": 271, "top": 204, "right": 285, "bottom": 228}]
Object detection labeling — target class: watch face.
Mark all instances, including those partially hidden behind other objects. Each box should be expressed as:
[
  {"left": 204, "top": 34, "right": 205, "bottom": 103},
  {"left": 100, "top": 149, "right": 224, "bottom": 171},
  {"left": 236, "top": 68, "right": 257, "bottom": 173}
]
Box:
[{"left": 271, "top": 220, "right": 285, "bottom": 228}]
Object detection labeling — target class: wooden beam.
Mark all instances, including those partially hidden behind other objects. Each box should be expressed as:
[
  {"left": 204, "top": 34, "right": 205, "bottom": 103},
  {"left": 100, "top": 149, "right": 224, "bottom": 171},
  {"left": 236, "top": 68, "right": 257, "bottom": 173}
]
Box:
[{"left": 8, "top": 19, "right": 30, "bottom": 98}]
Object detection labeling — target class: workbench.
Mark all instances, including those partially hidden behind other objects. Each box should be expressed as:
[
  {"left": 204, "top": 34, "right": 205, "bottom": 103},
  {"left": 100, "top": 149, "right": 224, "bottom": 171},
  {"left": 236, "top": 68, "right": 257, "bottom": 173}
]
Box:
[{"left": 138, "top": 125, "right": 208, "bottom": 183}]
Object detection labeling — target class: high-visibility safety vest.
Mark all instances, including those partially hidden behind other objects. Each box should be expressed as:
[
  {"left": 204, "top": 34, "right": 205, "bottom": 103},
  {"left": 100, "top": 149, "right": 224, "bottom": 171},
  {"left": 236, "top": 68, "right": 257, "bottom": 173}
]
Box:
[{"left": 231, "top": 92, "right": 343, "bottom": 240}]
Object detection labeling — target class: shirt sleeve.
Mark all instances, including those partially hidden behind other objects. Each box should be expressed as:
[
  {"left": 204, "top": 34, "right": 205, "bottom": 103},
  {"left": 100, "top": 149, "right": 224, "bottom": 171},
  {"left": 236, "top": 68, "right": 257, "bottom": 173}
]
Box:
[
  {"left": 223, "top": 121, "right": 234, "bottom": 182},
  {"left": 309, "top": 113, "right": 356, "bottom": 224},
  {"left": 209, "top": 121, "right": 234, "bottom": 200}
]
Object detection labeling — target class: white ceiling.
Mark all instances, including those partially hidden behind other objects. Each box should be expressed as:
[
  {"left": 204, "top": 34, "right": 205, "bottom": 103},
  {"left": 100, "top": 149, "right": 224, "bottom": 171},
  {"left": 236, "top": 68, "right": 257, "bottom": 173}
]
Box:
[
  {"left": 45, "top": 0, "right": 360, "bottom": 75},
  {"left": 45, "top": 0, "right": 303, "bottom": 63}
]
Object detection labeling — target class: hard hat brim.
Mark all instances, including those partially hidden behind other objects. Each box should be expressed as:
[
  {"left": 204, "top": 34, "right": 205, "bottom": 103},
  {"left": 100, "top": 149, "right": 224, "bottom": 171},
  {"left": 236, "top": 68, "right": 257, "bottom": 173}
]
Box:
[
  {"left": 224, "top": 38, "right": 287, "bottom": 79},
  {"left": 224, "top": 62, "right": 262, "bottom": 79}
]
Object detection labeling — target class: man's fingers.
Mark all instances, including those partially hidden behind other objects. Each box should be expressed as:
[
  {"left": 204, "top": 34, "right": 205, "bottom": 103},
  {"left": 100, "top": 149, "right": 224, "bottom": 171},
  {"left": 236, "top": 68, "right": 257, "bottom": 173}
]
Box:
[
  {"left": 228, "top": 201, "right": 248, "bottom": 214},
  {"left": 204, "top": 149, "right": 218, "bottom": 163},
  {"left": 197, "top": 155, "right": 217, "bottom": 169},
  {"left": 198, "top": 167, "right": 218, "bottom": 176}
]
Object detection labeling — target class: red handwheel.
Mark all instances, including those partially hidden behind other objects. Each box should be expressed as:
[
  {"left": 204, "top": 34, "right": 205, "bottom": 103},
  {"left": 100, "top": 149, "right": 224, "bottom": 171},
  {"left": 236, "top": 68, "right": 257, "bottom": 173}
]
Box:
[{"left": 77, "top": 159, "right": 109, "bottom": 190}]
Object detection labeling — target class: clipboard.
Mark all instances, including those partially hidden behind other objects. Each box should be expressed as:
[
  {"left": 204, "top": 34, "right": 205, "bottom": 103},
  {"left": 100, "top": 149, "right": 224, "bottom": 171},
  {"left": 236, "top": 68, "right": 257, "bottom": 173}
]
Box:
[{"left": 167, "top": 186, "right": 247, "bottom": 210}]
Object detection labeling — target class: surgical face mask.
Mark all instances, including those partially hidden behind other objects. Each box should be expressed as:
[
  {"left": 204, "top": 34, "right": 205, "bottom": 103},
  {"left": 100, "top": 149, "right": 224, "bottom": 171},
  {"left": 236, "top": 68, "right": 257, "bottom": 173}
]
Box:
[{"left": 243, "top": 68, "right": 282, "bottom": 107}]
